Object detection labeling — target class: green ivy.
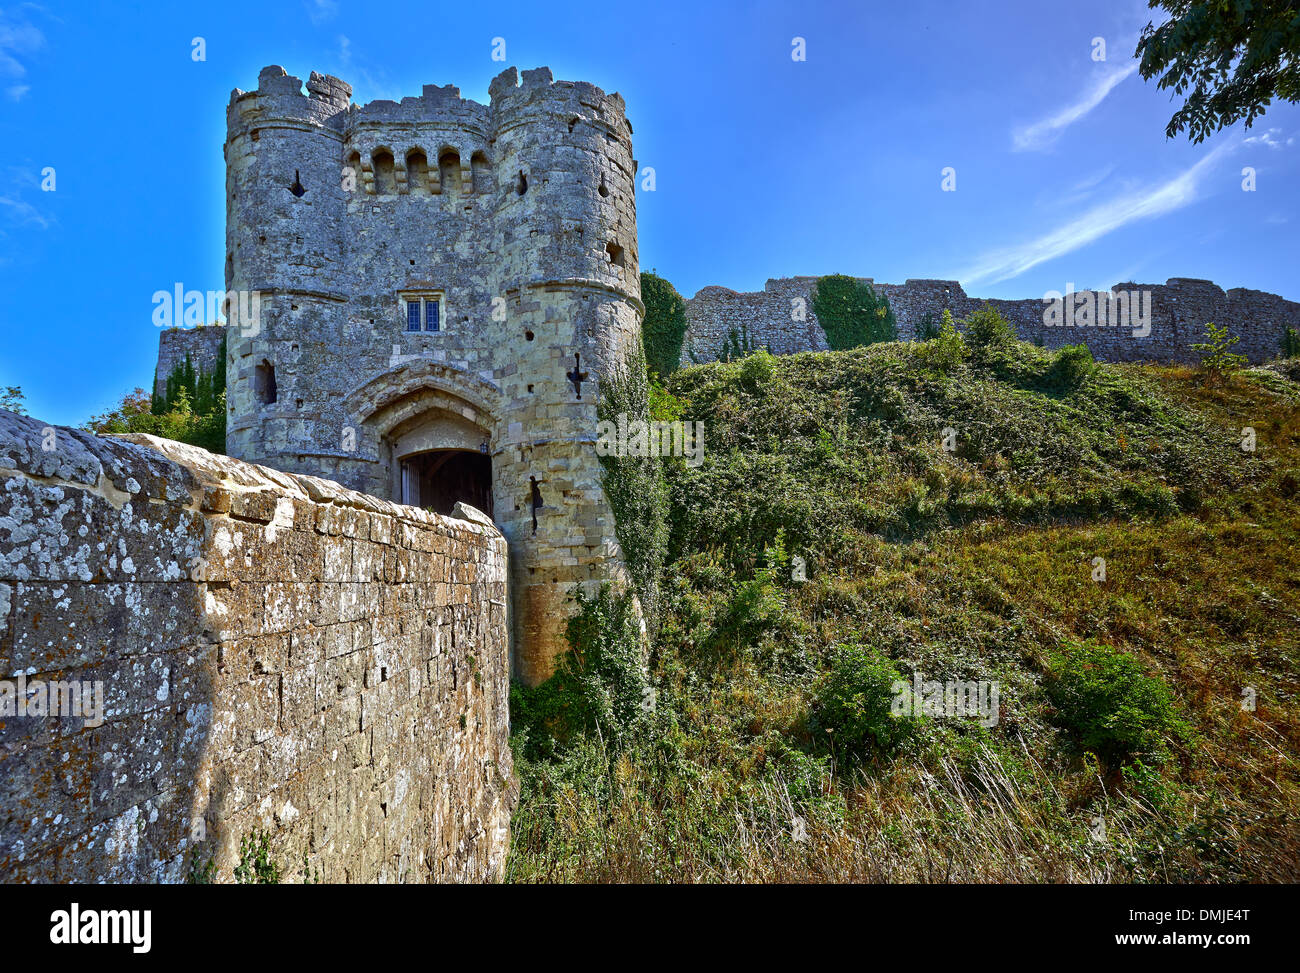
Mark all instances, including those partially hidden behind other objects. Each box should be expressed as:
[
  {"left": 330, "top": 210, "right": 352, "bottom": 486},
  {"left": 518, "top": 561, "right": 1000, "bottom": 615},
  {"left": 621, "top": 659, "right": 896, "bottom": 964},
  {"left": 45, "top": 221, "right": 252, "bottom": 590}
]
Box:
[
  {"left": 510, "top": 583, "right": 651, "bottom": 760},
  {"left": 1283, "top": 327, "right": 1300, "bottom": 359},
  {"left": 596, "top": 340, "right": 669, "bottom": 633},
  {"left": 811, "top": 275, "right": 897, "bottom": 350},
  {"left": 233, "top": 829, "right": 282, "bottom": 884},
  {"left": 640, "top": 272, "right": 689, "bottom": 378}
]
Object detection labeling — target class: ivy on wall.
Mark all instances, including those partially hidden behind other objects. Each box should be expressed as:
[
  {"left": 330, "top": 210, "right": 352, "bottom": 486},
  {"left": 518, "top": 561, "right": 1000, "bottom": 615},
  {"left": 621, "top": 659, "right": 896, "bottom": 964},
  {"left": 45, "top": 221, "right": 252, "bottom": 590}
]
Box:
[
  {"left": 640, "top": 271, "right": 689, "bottom": 378},
  {"left": 595, "top": 339, "right": 669, "bottom": 634},
  {"left": 810, "top": 275, "right": 898, "bottom": 350}
]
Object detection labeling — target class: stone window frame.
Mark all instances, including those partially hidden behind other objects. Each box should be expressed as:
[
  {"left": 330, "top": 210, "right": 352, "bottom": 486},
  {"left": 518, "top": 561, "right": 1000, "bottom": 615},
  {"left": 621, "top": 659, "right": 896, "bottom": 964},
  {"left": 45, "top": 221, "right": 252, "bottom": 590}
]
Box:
[{"left": 400, "top": 290, "right": 446, "bottom": 333}]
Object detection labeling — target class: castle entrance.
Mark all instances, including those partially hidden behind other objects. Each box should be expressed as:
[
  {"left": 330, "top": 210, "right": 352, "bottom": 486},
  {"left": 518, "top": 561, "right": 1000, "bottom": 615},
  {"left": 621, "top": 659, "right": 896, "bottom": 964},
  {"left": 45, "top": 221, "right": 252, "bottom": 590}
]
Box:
[{"left": 399, "top": 448, "right": 493, "bottom": 517}]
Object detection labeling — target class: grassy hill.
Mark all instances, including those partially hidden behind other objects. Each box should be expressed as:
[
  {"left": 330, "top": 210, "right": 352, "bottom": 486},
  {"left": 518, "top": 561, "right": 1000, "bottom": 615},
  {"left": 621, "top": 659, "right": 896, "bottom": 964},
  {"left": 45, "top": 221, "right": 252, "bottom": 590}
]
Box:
[{"left": 507, "top": 326, "right": 1300, "bottom": 882}]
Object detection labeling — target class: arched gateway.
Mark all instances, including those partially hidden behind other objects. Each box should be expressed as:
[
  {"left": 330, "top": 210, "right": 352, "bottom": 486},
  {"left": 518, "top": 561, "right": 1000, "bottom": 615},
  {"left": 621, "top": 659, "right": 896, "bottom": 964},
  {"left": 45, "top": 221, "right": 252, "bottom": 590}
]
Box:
[{"left": 221, "top": 64, "right": 645, "bottom": 683}]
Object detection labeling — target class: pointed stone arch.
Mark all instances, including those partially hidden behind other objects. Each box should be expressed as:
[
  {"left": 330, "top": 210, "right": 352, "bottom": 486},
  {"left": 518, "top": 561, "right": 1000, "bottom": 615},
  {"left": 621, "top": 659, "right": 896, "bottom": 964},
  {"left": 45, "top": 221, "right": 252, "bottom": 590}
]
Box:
[{"left": 343, "top": 360, "right": 504, "bottom": 505}]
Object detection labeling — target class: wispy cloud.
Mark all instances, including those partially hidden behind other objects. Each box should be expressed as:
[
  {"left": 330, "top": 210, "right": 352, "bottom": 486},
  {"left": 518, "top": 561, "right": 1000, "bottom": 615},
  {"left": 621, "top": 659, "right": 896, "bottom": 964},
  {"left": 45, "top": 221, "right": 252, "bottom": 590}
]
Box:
[
  {"left": 1012, "top": 64, "right": 1138, "bottom": 152},
  {"left": 1044, "top": 163, "right": 1118, "bottom": 210},
  {"left": 956, "top": 142, "right": 1235, "bottom": 286},
  {"left": 1243, "top": 127, "right": 1291, "bottom": 150},
  {"left": 306, "top": 0, "right": 339, "bottom": 26},
  {"left": 0, "top": 5, "right": 47, "bottom": 87},
  {"left": 0, "top": 193, "right": 52, "bottom": 229},
  {"left": 335, "top": 34, "right": 397, "bottom": 103}
]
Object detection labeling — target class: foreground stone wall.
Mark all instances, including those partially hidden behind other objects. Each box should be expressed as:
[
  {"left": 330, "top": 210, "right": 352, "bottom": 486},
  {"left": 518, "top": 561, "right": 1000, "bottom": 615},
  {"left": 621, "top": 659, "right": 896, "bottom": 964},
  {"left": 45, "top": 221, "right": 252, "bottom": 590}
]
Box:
[
  {"left": 683, "top": 276, "right": 1300, "bottom": 366},
  {"left": 0, "top": 410, "right": 515, "bottom": 883}
]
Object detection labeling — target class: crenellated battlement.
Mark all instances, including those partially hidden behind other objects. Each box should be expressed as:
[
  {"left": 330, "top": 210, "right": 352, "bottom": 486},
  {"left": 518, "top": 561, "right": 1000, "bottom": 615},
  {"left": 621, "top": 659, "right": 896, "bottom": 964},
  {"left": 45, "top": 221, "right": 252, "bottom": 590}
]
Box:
[
  {"left": 228, "top": 64, "right": 631, "bottom": 145},
  {"left": 215, "top": 64, "right": 643, "bottom": 685}
]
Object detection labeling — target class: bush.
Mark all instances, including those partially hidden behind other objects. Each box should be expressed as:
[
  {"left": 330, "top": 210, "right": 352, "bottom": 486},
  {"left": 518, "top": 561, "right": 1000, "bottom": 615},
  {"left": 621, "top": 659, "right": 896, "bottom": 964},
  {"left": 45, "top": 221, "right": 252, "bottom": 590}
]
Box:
[
  {"left": 86, "top": 387, "right": 226, "bottom": 455},
  {"left": 703, "top": 541, "right": 787, "bottom": 656},
  {"left": 640, "top": 272, "right": 689, "bottom": 378},
  {"left": 1047, "top": 343, "right": 1097, "bottom": 388},
  {"left": 738, "top": 348, "right": 776, "bottom": 390},
  {"left": 962, "top": 303, "right": 1017, "bottom": 349},
  {"left": 812, "top": 275, "right": 897, "bottom": 350},
  {"left": 812, "top": 644, "right": 920, "bottom": 760},
  {"left": 1282, "top": 326, "right": 1300, "bottom": 359},
  {"left": 1044, "top": 641, "right": 1189, "bottom": 764},
  {"left": 1191, "top": 322, "right": 1247, "bottom": 382},
  {"left": 510, "top": 584, "right": 650, "bottom": 759},
  {"left": 917, "top": 308, "right": 966, "bottom": 372}
]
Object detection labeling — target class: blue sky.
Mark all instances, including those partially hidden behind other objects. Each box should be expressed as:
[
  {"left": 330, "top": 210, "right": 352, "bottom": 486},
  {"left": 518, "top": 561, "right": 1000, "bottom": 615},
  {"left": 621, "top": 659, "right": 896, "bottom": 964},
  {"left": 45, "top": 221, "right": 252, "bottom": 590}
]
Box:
[{"left": 1, "top": 0, "right": 1296, "bottom": 426}]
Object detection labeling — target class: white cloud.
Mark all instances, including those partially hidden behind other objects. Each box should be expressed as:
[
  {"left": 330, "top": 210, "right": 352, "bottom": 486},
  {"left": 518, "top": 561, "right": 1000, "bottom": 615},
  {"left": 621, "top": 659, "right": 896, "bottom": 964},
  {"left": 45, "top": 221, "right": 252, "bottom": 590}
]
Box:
[
  {"left": 956, "top": 142, "right": 1235, "bottom": 286},
  {"left": 1012, "top": 64, "right": 1138, "bottom": 152},
  {"left": 5, "top": 82, "right": 27, "bottom": 100},
  {"left": 0, "top": 194, "right": 52, "bottom": 229},
  {"left": 1243, "top": 127, "right": 1287, "bottom": 150},
  {"left": 0, "top": 5, "right": 46, "bottom": 79},
  {"left": 307, "top": 0, "right": 339, "bottom": 25}
]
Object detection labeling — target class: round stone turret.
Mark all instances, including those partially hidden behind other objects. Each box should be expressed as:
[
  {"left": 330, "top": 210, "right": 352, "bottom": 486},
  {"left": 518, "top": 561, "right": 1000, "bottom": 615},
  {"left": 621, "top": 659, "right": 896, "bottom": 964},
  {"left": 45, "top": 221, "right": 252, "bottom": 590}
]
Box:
[{"left": 222, "top": 64, "right": 643, "bottom": 683}]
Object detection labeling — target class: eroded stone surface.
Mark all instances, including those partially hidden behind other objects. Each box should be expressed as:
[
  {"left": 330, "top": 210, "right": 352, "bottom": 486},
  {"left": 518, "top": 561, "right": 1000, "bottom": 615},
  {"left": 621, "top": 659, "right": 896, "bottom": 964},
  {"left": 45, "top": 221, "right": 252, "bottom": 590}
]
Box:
[{"left": 0, "top": 410, "right": 515, "bottom": 883}]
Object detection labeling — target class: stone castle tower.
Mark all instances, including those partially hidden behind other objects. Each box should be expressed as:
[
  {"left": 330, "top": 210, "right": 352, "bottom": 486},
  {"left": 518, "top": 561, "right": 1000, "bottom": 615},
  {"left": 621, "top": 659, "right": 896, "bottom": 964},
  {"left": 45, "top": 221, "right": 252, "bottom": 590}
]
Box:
[{"left": 223, "top": 64, "right": 642, "bottom": 684}]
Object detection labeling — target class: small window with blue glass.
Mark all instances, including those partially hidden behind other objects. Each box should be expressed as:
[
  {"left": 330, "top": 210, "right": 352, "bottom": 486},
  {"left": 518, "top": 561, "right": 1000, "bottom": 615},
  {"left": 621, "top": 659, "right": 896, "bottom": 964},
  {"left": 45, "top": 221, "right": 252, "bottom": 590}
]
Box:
[{"left": 400, "top": 292, "right": 445, "bottom": 333}]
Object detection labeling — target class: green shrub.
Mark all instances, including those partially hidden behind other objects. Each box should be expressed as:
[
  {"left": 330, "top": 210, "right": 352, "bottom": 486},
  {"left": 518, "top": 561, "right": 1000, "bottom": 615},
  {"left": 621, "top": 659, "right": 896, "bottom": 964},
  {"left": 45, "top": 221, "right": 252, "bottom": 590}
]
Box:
[
  {"left": 640, "top": 272, "right": 689, "bottom": 378},
  {"left": 917, "top": 308, "right": 966, "bottom": 372},
  {"left": 738, "top": 348, "right": 776, "bottom": 390},
  {"left": 916, "top": 311, "right": 940, "bottom": 341},
  {"left": 1047, "top": 343, "right": 1097, "bottom": 388},
  {"left": 811, "top": 275, "right": 897, "bottom": 350},
  {"left": 86, "top": 386, "right": 226, "bottom": 455},
  {"left": 1191, "top": 322, "right": 1247, "bottom": 381},
  {"left": 1044, "top": 641, "right": 1189, "bottom": 764},
  {"left": 962, "top": 303, "right": 1017, "bottom": 349},
  {"left": 510, "top": 584, "right": 650, "bottom": 759},
  {"left": 703, "top": 541, "right": 787, "bottom": 656},
  {"left": 812, "top": 644, "right": 920, "bottom": 760},
  {"left": 1281, "top": 326, "right": 1300, "bottom": 359}
]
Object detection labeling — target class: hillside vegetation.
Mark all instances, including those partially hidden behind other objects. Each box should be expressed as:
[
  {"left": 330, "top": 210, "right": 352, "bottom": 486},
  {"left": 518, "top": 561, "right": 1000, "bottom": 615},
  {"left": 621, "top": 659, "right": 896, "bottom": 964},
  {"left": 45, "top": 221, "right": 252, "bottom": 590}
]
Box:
[{"left": 508, "top": 320, "right": 1300, "bottom": 882}]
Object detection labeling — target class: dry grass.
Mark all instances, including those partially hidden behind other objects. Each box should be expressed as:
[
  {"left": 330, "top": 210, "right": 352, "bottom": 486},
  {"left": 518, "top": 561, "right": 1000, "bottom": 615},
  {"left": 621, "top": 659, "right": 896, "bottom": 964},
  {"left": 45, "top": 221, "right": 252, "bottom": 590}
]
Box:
[{"left": 508, "top": 357, "right": 1300, "bottom": 883}]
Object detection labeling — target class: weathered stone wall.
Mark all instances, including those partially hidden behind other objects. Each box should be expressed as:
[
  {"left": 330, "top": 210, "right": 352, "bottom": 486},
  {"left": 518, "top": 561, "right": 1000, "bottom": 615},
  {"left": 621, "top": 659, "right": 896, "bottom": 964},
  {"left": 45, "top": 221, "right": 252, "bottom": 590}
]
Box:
[
  {"left": 0, "top": 409, "right": 515, "bottom": 883},
  {"left": 683, "top": 276, "right": 1300, "bottom": 366},
  {"left": 154, "top": 326, "right": 226, "bottom": 400},
  {"left": 216, "top": 63, "right": 643, "bottom": 684}
]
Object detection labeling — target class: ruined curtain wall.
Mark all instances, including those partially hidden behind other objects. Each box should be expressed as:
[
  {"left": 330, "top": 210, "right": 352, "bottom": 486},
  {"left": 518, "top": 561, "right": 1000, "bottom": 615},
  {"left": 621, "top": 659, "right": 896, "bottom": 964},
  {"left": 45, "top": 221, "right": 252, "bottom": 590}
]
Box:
[
  {"left": 0, "top": 411, "right": 515, "bottom": 883},
  {"left": 683, "top": 277, "right": 1300, "bottom": 366}
]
